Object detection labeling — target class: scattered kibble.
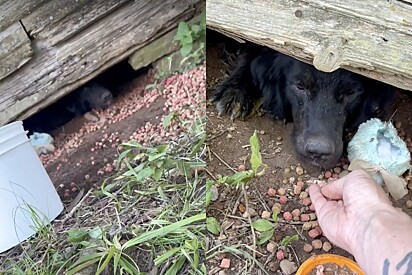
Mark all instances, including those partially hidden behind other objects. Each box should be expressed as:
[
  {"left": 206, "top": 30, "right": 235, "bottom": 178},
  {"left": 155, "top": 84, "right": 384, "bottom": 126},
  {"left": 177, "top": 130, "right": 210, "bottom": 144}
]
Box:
[
  {"left": 303, "top": 243, "right": 313, "bottom": 253},
  {"left": 323, "top": 241, "right": 332, "bottom": 252},
  {"left": 312, "top": 239, "right": 323, "bottom": 249}
]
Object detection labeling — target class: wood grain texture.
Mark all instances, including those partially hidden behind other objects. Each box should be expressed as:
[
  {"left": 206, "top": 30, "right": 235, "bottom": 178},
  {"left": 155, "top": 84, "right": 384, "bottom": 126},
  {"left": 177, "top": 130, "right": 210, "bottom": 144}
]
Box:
[
  {"left": 0, "top": 0, "right": 201, "bottom": 125},
  {"left": 0, "top": 21, "right": 33, "bottom": 80},
  {"left": 21, "top": 0, "right": 130, "bottom": 46},
  {"left": 206, "top": 0, "right": 412, "bottom": 91},
  {"left": 0, "top": 0, "right": 46, "bottom": 31}
]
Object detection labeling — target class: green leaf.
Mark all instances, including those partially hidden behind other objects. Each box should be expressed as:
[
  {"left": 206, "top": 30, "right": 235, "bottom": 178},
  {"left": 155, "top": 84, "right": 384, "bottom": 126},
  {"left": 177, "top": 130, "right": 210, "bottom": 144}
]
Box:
[
  {"left": 136, "top": 167, "right": 154, "bottom": 181},
  {"left": 154, "top": 246, "right": 181, "bottom": 265},
  {"left": 176, "top": 22, "right": 190, "bottom": 39},
  {"left": 206, "top": 217, "right": 220, "bottom": 235},
  {"left": 182, "top": 33, "right": 193, "bottom": 44},
  {"left": 123, "top": 213, "right": 205, "bottom": 249},
  {"left": 257, "top": 229, "right": 275, "bottom": 245},
  {"left": 249, "top": 131, "right": 266, "bottom": 175},
  {"left": 164, "top": 255, "right": 186, "bottom": 275},
  {"left": 272, "top": 211, "right": 278, "bottom": 223},
  {"left": 163, "top": 112, "right": 176, "bottom": 128},
  {"left": 180, "top": 44, "right": 193, "bottom": 57},
  {"left": 251, "top": 219, "right": 274, "bottom": 232},
  {"left": 88, "top": 227, "right": 103, "bottom": 239},
  {"left": 280, "top": 234, "right": 299, "bottom": 247},
  {"left": 67, "top": 228, "right": 89, "bottom": 243},
  {"left": 191, "top": 24, "right": 200, "bottom": 35}
]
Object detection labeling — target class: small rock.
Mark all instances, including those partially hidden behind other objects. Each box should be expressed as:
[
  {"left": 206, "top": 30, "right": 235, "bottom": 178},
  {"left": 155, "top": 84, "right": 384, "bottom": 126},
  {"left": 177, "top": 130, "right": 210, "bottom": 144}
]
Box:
[
  {"left": 282, "top": 179, "right": 289, "bottom": 184},
  {"left": 267, "top": 242, "right": 277, "bottom": 253},
  {"left": 273, "top": 250, "right": 283, "bottom": 262},
  {"left": 239, "top": 203, "right": 246, "bottom": 213},
  {"left": 299, "top": 191, "right": 308, "bottom": 199},
  {"left": 242, "top": 207, "right": 257, "bottom": 218},
  {"left": 268, "top": 261, "right": 280, "bottom": 272},
  {"left": 312, "top": 239, "right": 323, "bottom": 249},
  {"left": 279, "top": 260, "right": 297, "bottom": 275},
  {"left": 218, "top": 271, "right": 226, "bottom": 275},
  {"left": 262, "top": 210, "right": 272, "bottom": 219},
  {"left": 289, "top": 177, "right": 296, "bottom": 184},
  {"left": 406, "top": 200, "right": 412, "bottom": 209},
  {"left": 267, "top": 188, "right": 277, "bottom": 197},
  {"left": 277, "top": 136, "right": 283, "bottom": 141},
  {"left": 302, "top": 222, "right": 312, "bottom": 231},
  {"left": 226, "top": 133, "right": 233, "bottom": 139},
  {"left": 260, "top": 130, "right": 265, "bottom": 135},
  {"left": 303, "top": 243, "right": 313, "bottom": 253},
  {"left": 84, "top": 174, "right": 90, "bottom": 180},
  {"left": 323, "top": 241, "right": 332, "bottom": 252},
  {"left": 296, "top": 166, "right": 304, "bottom": 175},
  {"left": 210, "top": 185, "right": 219, "bottom": 201},
  {"left": 277, "top": 188, "right": 286, "bottom": 196},
  {"left": 220, "top": 258, "right": 231, "bottom": 269}
]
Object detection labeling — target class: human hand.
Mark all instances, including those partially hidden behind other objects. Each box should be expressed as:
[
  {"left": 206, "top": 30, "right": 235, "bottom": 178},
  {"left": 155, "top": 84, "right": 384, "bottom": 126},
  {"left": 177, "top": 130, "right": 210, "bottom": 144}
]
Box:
[{"left": 308, "top": 170, "right": 394, "bottom": 255}]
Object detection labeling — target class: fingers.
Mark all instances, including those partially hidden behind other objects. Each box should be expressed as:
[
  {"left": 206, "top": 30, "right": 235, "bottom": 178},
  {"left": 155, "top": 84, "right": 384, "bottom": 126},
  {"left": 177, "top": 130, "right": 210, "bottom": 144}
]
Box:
[
  {"left": 308, "top": 184, "right": 329, "bottom": 213},
  {"left": 320, "top": 170, "right": 374, "bottom": 200}
]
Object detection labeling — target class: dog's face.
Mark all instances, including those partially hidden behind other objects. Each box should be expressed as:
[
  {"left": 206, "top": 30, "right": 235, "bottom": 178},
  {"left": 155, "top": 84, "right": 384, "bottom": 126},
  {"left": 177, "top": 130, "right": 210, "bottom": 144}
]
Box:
[{"left": 284, "top": 66, "right": 366, "bottom": 168}]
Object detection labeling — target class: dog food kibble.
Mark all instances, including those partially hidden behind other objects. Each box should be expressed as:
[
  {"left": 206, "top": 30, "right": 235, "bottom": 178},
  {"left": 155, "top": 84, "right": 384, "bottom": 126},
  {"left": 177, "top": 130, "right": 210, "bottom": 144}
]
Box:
[
  {"left": 308, "top": 262, "right": 356, "bottom": 275},
  {"left": 323, "top": 241, "right": 332, "bottom": 252},
  {"left": 312, "top": 239, "right": 323, "bottom": 249},
  {"left": 296, "top": 166, "right": 304, "bottom": 175},
  {"left": 303, "top": 243, "right": 313, "bottom": 253},
  {"left": 302, "top": 222, "right": 312, "bottom": 231},
  {"left": 294, "top": 185, "right": 302, "bottom": 195},
  {"left": 277, "top": 188, "right": 286, "bottom": 196},
  {"left": 299, "top": 191, "right": 308, "bottom": 199},
  {"left": 267, "top": 188, "right": 277, "bottom": 197},
  {"left": 283, "top": 211, "right": 293, "bottom": 221},
  {"left": 279, "top": 196, "right": 288, "bottom": 204},
  {"left": 324, "top": 171, "right": 332, "bottom": 178}
]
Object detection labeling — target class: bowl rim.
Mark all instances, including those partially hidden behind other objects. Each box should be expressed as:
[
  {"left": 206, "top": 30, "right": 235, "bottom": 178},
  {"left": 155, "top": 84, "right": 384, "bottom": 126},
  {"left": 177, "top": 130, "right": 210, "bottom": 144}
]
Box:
[{"left": 296, "top": 254, "right": 365, "bottom": 275}]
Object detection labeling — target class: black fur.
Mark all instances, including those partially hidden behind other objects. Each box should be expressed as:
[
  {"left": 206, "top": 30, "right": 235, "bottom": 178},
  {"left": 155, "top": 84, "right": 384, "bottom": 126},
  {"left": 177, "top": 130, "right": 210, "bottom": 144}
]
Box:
[
  {"left": 212, "top": 47, "right": 393, "bottom": 169},
  {"left": 24, "top": 83, "right": 113, "bottom": 134}
]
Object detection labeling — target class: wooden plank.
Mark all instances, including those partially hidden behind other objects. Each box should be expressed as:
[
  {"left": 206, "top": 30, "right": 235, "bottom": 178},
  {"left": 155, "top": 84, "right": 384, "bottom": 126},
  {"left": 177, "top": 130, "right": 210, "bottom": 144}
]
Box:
[
  {"left": 0, "top": 0, "right": 46, "bottom": 31},
  {"left": 0, "top": 0, "right": 202, "bottom": 126},
  {"left": 21, "top": 0, "right": 131, "bottom": 46},
  {"left": 206, "top": 0, "right": 412, "bottom": 92},
  {"left": 0, "top": 21, "right": 33, "bottom": 81}
]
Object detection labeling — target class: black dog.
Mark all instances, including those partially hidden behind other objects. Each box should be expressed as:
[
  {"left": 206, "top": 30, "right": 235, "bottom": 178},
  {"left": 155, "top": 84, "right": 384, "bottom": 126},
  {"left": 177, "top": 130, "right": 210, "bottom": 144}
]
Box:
[
  {"left": 24, "top": 83, "right": 113, "bottom": 134},
  {"left": 212, "top": 47, "right": 393, "bottom": 169}
]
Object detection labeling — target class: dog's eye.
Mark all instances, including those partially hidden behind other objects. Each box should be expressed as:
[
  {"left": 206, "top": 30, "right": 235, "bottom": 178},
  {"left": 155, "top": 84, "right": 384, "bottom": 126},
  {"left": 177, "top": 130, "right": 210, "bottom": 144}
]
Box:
[{"left": 296, "top": 81, "right": 305, "bottom": 91}]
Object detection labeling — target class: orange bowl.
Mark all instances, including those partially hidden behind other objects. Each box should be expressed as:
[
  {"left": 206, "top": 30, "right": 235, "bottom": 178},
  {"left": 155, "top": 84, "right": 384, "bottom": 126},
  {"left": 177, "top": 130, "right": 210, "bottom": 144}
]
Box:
[{"left": 296, "top": 254, "right": 365, "bottom": 275}]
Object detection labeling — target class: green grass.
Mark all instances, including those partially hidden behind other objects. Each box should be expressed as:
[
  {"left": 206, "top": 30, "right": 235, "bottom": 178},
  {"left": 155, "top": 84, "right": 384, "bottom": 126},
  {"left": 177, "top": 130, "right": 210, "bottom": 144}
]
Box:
[{"left": 0, "top": 105, "right": 206, "bottom": 275}]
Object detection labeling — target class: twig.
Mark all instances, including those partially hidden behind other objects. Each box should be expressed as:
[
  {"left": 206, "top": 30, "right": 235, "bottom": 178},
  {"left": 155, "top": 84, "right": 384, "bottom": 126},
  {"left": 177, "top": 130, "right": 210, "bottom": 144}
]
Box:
[
  {"left": 205, "top": 168, "right": 218, "bottom": 181},
  {"left": 59, "top": 189, "right": 92, "bottom": 224},
  {"left": 389, "top": 108, "right": 398, "bottom": 121},
  {"left": 252, "top": 187, "right": 271, "bottom": 212},
  {"left": 242, "top": 184, "right": 256, "bottom": 272},
  {"left": 231, "top": 194, "right": 243, "bottom": 215},
  {"left": 292, "top": 224, "right": 307, "bottom": 241},
  {"left": 211, "top": 150, "right": 237, "bottom": 173},
  {"left": 288, "top": 244, "right": 300, "bottom": 266}
]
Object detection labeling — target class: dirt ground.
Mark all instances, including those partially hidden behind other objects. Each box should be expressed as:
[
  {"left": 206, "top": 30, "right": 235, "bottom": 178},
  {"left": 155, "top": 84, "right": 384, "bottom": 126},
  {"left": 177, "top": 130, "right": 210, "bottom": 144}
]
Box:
[{"left": 205, "top": 30, "right": 412, "bottom": 274}]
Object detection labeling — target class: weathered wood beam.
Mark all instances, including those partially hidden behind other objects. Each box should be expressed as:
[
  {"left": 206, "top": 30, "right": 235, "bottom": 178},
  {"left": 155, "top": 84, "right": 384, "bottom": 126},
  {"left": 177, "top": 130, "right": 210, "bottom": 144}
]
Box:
[
  {"left": 0, "top": 0, "right": 202, "bottom": 126},
  {"left": 0, "top": 0, "right": 46, "bottom": 31},
  {"left": 206, "top": 0, "right": 412, "bottom": 92},
  {"left": 21, "top": 0, "right": 131, "bottom": 46},
  {"left": 0, "top": 21, "right": 33, "bottom": 80}
]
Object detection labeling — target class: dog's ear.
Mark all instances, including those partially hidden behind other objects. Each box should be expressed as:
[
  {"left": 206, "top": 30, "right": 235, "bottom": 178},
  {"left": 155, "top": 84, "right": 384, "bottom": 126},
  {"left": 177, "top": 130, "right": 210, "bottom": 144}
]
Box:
[
  {"left": 251, "top": 52, "right": 287, "bottom": 120},
  {"left": 346, "top": 78, "right": 395, "bottom": 131}
]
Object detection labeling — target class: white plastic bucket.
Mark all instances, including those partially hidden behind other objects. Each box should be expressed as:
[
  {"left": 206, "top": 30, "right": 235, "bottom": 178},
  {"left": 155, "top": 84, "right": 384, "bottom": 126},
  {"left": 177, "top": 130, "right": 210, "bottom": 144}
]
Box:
[{"left": 0, "top": 121, "right": 63, "bottom": 253}]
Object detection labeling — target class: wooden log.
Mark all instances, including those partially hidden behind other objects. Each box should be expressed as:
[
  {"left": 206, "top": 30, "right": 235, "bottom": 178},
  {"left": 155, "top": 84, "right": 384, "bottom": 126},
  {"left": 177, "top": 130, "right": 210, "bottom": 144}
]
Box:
[
  {"left": 0, "top": 21, "right": 33, "bottom": 80},
  {"left": 206, "top": 0, "right": 412, "bottom": 92},
  {"left": 0, "top": 0, "right": 202, "bottom": 126},
  {"left": 21, "top": 0, "right": 130, "bottom": 46},
  {"left": 0, "top": 0, "right": 45, "bottom": 31}
]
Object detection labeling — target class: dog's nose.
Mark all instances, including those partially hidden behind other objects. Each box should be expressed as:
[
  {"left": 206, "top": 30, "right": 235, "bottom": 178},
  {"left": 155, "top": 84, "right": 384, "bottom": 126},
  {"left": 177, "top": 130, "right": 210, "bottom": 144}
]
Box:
[{"left": 304, "top": 138, "right": 334, "bottom": 158}]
